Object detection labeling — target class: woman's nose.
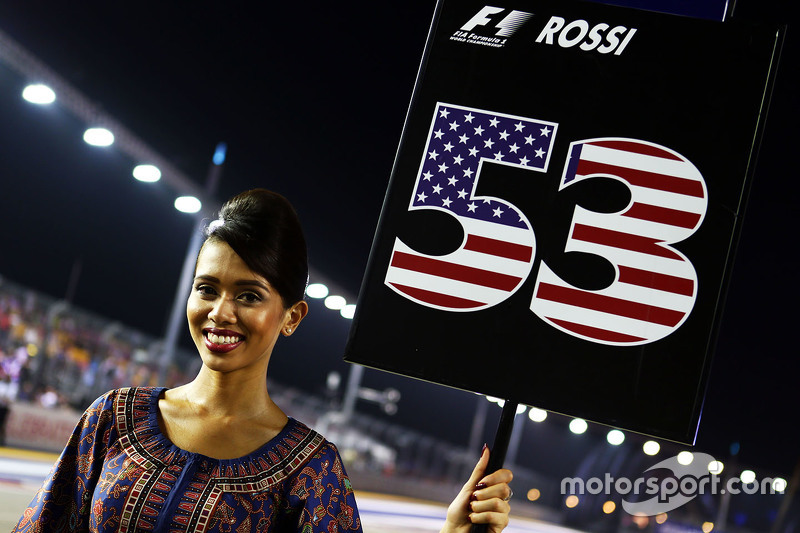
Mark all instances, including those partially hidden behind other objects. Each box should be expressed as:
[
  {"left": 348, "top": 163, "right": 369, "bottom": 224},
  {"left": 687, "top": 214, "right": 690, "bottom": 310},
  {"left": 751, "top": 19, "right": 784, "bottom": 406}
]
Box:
[{"left": 208, "top": 297, "right": 236, "bottom": 324}]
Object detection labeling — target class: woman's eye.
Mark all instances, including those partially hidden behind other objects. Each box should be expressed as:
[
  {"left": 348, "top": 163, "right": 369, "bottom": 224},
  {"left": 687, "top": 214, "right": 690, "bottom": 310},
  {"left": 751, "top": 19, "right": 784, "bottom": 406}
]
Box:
[
  {"left": 195, "top": 284, "right": 216, "bottom": 296},
  {"left": 239, "top": 292, "right": 261, "bottom": 304}
]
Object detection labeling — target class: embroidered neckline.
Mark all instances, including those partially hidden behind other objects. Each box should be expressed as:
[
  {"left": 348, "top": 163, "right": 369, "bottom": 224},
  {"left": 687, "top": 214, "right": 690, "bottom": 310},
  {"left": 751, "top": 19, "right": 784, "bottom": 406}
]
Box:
[{"left": 114, "top": 386, "right": 325, "bottom": 482}]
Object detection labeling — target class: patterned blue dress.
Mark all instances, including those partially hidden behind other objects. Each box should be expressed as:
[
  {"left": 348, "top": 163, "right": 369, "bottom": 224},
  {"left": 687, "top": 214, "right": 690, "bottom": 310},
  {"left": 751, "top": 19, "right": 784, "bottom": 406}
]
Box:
[{"left": 13, "top": 387, "right": 363, "bottom": 532}]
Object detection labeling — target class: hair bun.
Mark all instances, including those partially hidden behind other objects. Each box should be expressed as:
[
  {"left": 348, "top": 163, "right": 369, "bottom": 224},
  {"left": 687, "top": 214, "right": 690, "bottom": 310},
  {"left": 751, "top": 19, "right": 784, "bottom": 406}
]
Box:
[{"left": 205, "top": 189, "right": 308, "bottom": 306}]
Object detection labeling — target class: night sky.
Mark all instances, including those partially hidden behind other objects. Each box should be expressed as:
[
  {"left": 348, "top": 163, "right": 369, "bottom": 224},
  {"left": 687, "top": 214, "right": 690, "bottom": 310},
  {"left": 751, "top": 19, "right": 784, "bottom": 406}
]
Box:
[{"left": 0, "top": 0, "right": 798, "bottom": 479}]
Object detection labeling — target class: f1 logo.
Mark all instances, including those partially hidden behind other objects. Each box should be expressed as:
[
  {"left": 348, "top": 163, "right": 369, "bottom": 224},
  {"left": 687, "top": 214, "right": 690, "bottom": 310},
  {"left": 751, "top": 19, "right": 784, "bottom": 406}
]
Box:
[{"left": 461, "top": 6, "right": 533, "bottom": 37}]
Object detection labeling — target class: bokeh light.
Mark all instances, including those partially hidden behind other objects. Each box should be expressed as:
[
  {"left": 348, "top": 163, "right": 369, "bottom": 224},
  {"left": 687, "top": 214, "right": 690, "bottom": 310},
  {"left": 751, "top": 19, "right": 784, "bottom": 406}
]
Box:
[
  {"left": 83, "top": 127, "right": 114, "bottom": 146},
  {"left": 528, "top": 408, "right": 547, "bottom": 422},
  {"left": 643, "top": 441, "right": 660, "bottom": 455},
  {"left": 708, "top": 460, "right": 724, "bottom": 475},
  {"left": 22, "top": 83, "right": 56, "bottom": 104},
  {"left": 565, "top": 495, "right": 579, "bottom": 508},
  {"left": 305, "top": 283, "right": 329, "bottom": 298},
  {"left": 569, "top": 418, "right": 588, "bottom": 434},
  {"left": 324, "top": 295, "right": 346, "bottom": 310},
  {"left": 174, "top": 196, "right": 201, "bottom": 213},
  {"left": 340, "top": 304, "right": 356, "bottom": 319},
  {"left": 772, "top": 478, "right": 787, "bottom": 493},
  {"left": 132, "top": 164, "right": 161, "bottom": 182},
  {"left": 740, "top": 470, "right": 756, "bottom": 485},
  {"left": 607, "top": 429, "right": 625, "bottom": 445}
]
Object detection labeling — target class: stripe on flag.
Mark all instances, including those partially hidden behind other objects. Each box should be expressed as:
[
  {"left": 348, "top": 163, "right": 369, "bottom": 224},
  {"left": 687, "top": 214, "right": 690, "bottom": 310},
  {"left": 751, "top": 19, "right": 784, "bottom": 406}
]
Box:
[
  {"left": 385, "top": 103, "right": 554, "bottom": 311},
  {"left": 531, "top": 138, "right": 707, "bottom": 345}
]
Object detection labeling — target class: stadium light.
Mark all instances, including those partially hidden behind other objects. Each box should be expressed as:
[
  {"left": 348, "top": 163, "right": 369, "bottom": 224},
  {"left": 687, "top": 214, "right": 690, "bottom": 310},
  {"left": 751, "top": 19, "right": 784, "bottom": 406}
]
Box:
[
  {"left": 677, "top": 451, "right": 694, "bottom": 465},
  {"left": 569, "top": 418, "right": 588, "bottom": 434},
  {"left": 306, "top": 283, "right": 329, "bottom": 298},
  {"left": 340, "top": 304, "right": 356, "bottom": 319},
  {"left": 708, "top": 460, "right": 724, "bottom": 475},
  {"left": 83, "top": 127, "right": 114, "bottom": 147},
  {"left": 740, "top": 470, "right": 756, "bottom": 484},
  {"left": 174, "top": 196, "right": 202, "bottom": 214},
  {"left": 324, "top": 295, "right": 346, "bottom": 310},
  {"left": 528, "top": 407, "right": 547, "bottom": 422},
  {"left": 132, "top": 164, "right": 161, "bottom": 183},
  {"left": 22, "top": 83, "right": 56, "bottom": 104},
  {"left": 772, "top": 478, "right": 787, "bottom": 492},
  {"left": 607, "top": 429, "right": 625, "bottom": 445},
  {"left": 643, "top": 441, "right": 660, "bottom": 456}
]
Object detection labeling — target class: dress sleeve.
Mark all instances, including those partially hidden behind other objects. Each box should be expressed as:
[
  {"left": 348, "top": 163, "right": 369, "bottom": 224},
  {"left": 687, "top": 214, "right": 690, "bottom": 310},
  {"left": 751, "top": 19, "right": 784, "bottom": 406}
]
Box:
[
  {"left": 12, "top": 391, "right": 117, "bottom": 533},
  {"left": 292, "top": 442, "right": 363, "bottom": 532}
]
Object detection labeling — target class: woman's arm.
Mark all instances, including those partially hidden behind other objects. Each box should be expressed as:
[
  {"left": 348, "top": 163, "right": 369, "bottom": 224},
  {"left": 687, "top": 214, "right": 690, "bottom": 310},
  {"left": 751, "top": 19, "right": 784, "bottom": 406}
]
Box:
[{"left": 441, "top": 446, "right": 513, "bottom": 533}]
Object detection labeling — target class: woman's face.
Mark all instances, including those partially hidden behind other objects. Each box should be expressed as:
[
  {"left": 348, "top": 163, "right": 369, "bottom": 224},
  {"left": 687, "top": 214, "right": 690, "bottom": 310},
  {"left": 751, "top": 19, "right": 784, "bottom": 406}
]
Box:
[{"left": 187, "top": 239, "right": 306, "bottom": 375}]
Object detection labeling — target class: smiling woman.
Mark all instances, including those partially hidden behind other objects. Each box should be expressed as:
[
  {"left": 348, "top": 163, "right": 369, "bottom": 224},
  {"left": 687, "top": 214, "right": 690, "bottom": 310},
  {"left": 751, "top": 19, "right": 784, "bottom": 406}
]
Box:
[{"left": 12, "top": 189, "right": 514, "bottom": 533}]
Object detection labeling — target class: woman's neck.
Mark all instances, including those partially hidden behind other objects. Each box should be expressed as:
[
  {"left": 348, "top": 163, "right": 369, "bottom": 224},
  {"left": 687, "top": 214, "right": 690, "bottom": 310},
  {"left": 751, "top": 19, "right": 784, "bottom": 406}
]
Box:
[{"left": 180, "top": 366, "right": 284, "bottom": 423}]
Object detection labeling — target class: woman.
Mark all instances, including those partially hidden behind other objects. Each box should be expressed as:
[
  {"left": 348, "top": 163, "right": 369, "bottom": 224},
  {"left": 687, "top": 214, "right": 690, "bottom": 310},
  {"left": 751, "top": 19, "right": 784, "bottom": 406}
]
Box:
[{"left": 14, "top": 189, "right": 513, "bottom": 532}]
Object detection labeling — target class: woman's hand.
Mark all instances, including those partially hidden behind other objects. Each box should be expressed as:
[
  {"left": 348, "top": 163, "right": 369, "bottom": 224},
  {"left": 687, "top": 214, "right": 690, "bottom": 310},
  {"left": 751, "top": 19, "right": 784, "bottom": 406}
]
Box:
[{"left": 441, "top": 446, "right": 513, "bottom": 533}]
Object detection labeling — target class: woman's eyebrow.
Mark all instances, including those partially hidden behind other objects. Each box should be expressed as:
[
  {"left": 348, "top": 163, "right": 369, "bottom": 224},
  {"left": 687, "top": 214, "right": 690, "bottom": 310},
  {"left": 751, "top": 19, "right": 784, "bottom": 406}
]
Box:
[
  {"left": 193, "top": 275, "right": 270, "bottom": 292},
  {"left": 235, "top": 280, "right": 271, "bottom": 292}
]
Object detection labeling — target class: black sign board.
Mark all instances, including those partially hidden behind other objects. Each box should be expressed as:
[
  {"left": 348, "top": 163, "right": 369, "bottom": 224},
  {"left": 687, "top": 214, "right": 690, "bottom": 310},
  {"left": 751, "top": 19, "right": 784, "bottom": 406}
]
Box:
[{"left": 345, "top": 0, "right": 782, "bottom": 443}]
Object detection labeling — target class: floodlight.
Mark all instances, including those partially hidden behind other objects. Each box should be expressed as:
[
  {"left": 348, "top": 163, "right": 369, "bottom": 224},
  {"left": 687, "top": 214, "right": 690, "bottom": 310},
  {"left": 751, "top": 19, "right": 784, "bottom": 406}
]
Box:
[
  {"left": 83, "top": 127, "right": 114, "bottom": 146},
  {"left": 22, "top": 83, "right": 56, "bottom": 104},
  {"left": 174, "top": 196, "right": 201, "bottom": 214},
  {"left": 324, "top": 295, "right": 346, "bottom": 310},
  {"left": 306, "top": 283, "right": 329, "bottom": 298},
  {"left": 132, "top": 164, "right": 161, "bottom": 182}
]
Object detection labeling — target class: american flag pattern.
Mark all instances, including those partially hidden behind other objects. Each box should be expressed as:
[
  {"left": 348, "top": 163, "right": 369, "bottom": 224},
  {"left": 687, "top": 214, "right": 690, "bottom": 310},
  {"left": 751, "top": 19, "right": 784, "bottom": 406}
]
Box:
[
  {"left": 385, "top": 102, "right": 557, "bottom": 311},
  {"left": 530, "top": 138, "right": 708, "bottom": 346}
]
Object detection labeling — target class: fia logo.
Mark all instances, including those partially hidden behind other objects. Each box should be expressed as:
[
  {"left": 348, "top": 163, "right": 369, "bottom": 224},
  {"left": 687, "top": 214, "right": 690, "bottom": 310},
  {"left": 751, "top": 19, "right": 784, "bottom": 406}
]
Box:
[{"left": 451, "top": 6, "right": 533, "bottom": 48}]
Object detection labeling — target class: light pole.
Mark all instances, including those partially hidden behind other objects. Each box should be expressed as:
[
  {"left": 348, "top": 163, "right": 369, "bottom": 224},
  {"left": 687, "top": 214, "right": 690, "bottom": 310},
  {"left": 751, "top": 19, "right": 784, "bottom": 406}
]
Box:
[{"left": 157, "top": 143, "right": 226, "bottom": 385}]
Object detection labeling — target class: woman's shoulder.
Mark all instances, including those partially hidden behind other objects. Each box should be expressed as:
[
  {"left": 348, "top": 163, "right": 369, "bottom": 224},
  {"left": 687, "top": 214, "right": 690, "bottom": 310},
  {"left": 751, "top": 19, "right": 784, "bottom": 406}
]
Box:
[
  {"left": 282, "top": 420, "right": 356, "bottom": 501},
  {"left": 284, "top": 419, "right": 350, "bottom": 475},
  {"left": 85, "top": 386, "right": 164, "bottom": 411}
]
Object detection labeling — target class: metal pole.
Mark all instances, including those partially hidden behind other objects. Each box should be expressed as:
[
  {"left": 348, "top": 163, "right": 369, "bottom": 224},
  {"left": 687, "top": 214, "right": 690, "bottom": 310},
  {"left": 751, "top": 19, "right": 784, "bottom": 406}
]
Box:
[
  {"left": 64, "top": 257, "right": 82, "bottom": 303},
  {"left": 157, "top": 143, "right": 226, "bottom": 385},
  {"left": 341, "top": 363, "right": 365, "bottom": 419},
  {"left": 506, "top": 407, "right": 525, "bottom": 467}
]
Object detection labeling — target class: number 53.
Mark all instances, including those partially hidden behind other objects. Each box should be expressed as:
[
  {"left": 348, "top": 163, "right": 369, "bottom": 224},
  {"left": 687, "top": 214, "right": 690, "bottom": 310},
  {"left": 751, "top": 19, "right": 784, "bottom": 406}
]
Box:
[{"left": 385, "top": 103, "right": 707, "bottom": 346}]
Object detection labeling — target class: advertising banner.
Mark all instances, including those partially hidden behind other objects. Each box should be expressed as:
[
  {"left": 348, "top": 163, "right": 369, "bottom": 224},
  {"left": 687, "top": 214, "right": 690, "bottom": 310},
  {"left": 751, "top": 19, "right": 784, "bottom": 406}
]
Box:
[{"left": 345, "top": 0, "right": 782, "bottom": 443}]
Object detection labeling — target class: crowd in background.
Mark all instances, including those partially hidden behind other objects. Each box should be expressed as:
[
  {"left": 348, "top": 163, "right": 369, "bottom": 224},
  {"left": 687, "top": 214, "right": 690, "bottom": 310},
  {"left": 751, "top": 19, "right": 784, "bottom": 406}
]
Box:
[{"left": 0, "top": 277, "right": 196, "bottom": 412}]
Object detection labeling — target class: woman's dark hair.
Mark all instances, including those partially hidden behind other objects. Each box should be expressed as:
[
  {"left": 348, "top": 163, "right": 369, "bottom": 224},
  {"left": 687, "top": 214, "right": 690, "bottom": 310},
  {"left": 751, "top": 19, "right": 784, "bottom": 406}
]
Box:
[{"left": 204, "top": 189, "right": 308, "bottom": 307}]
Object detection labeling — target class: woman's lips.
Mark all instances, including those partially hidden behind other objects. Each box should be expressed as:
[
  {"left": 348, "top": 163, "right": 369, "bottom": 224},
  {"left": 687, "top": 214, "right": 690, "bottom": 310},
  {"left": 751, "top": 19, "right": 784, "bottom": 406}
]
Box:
[{"left": 203, "top": 330, "right": 244, "bottom": 353}]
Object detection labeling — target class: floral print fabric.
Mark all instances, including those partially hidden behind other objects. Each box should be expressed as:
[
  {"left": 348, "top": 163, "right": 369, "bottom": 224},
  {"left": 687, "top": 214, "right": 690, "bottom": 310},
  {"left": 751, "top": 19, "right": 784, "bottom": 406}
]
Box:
[{"left": 13, "top": 387, "right": 362, "bottom": 532}]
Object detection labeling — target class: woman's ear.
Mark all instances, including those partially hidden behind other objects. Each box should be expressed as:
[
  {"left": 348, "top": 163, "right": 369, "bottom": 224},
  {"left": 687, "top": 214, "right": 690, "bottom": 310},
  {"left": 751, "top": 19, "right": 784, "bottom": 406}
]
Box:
[{"left": 282, "top": 300, "right": 309, "bottom": 336}]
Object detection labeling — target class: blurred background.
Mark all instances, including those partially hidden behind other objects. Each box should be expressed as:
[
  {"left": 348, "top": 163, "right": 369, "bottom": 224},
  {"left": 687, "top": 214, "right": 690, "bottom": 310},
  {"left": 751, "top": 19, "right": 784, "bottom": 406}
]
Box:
[{"left": 0, "top": 1, "right": 797, "bottom": 532}]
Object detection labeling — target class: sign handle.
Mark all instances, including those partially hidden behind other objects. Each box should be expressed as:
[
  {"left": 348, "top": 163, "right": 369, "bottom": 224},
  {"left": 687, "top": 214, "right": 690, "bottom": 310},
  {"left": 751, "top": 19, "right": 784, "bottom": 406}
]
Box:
[{"left": 471, "top": 400, "right": 518, "bottom": 533}]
